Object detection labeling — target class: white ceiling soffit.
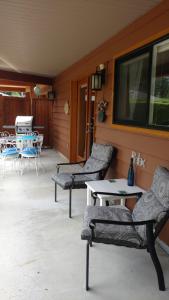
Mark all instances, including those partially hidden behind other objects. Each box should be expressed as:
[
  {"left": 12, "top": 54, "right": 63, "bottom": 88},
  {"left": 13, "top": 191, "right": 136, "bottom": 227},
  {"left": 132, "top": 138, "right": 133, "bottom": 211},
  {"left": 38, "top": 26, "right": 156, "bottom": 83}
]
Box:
[{"left": 0, "top": 0, "right": 161, "bottom": 77}]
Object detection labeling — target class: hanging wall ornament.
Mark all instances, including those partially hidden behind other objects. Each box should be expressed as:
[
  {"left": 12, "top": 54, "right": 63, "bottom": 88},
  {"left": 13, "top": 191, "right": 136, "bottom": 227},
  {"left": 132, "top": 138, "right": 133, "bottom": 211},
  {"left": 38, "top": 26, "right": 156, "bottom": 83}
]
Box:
[
  {"left": 64, "top": 101, "right": 69, "bottom": 114},
  {"left": 97, "top": 100, "right": 108, "bottom": 122}
]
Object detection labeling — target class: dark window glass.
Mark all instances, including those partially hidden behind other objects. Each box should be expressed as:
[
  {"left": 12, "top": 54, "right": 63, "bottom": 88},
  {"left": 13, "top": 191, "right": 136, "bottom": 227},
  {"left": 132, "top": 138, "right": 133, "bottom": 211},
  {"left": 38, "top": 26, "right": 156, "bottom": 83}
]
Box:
[
  {"left": 149, "top": 41, "right": 169, "bottom": 129},
  {"left": 114, "top": 35, "right": 169, "bottom": 131},
  {"left": 116, "top": 52, "right": 149, "bottom": 125}
]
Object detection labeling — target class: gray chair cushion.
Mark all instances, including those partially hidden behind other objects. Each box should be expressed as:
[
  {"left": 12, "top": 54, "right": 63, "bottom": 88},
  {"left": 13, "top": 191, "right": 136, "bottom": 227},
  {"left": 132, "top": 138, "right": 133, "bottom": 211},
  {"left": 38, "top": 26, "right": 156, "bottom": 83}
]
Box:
[
  {"left": 151, "top": 166, "right": 169, "bottom": 208},
  {"left": 52, "top": 173, "right": 93, "bottom": 189},
  {"left": 132, "top": 166, "right": 169, "bottom": 241},
  {"left": 132, "top": 191, "right": 166, "bottom": 241},
  {"left": 82, "top": 157, "right": 108, "bottom": 180},
  {"left": 82, "top": 143, "right": 114, "bottom": 180},
  {"left": 81, "top": 206, "right": 144, "bottom": 248},
  {"left": 90, "top": 143, "right": 113, "bottom": 162},
  {"left": 52, "top": 143, "right": 114, "bottom": 189}
]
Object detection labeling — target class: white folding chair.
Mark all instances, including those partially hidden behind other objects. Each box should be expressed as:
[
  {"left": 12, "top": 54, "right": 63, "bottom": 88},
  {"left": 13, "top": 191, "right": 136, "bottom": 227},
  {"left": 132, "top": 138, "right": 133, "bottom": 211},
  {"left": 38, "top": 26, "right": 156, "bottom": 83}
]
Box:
[{"left": 20, "top": 147, "right": 39, "bottom": 176}]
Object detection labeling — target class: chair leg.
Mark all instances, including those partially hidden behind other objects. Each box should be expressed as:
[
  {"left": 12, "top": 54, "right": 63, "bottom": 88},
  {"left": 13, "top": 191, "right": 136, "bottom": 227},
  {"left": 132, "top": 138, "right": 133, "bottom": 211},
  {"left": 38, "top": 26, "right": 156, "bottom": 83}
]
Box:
[
  {"left": 34, "top": 157, "right": 39, "bottom": 176},
  {"left": 55, "top": 182, "right": 57, "bottom": 202},
  {"left": 148, "top": 244, "right": 165, "bottom": 291},
  {"left": 86, "top": 241, "right": 90, "bottom": 291},
  {"left": 69, "top": 188, "right": 72, "bottom": 218},
  {"left": 92, "top": 192, "right": 97, "bottom": 206}
]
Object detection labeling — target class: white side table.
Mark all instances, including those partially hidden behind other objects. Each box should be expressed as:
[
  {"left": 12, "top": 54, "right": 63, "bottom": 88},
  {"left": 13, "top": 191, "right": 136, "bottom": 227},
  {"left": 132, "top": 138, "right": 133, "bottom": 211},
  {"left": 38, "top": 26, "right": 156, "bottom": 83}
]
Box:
[{"left": 85, "top": 178, "right": 145, "bottom": 206}]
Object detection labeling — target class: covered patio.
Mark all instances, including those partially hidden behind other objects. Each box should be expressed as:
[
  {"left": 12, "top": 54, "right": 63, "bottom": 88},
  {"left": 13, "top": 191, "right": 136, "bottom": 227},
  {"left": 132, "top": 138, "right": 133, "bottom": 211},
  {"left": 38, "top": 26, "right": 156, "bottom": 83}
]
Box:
[
  {"left": 0, "top": 0, "right": 169, "bottom": 299},
  {"left": 0, "top": 149, "right": 169, "bottom": 300}
]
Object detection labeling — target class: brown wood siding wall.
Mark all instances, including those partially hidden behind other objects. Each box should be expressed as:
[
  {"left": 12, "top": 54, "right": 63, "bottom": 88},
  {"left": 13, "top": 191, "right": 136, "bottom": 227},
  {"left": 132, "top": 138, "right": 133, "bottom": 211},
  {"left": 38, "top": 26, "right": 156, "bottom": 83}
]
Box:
[
  {"left": 53, "top": 80, "right": 70, "bottom": 157},
  {"left": 0, "top": 95, "right": 31, "bottom": 134},
  {"left": 32, "top": 98, "right": 53, "bottom": 146},
  {"left": 0, "top": 95, "right": 53, "bottom": 147},
  {"left": 53, "top": 1, "right": 169, "bottom": 245}
]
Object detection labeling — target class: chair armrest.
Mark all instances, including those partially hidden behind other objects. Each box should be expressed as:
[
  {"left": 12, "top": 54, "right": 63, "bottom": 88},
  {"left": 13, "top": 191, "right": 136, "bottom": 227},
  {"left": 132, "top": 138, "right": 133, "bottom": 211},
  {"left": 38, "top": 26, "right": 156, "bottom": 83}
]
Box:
[
  {"left": 71, "top": 167, "right": 107, "bottom": 177},
  {"left": 89, "top": 218, "right": 155, "bottom": 228},
  {"left": 56, "top": 161, "right": 86, "bottom": 173},
  {"left": 89, "top": 218, "right": 156, "bottom": 243},
  {"left": 57, "top": 161, "right": 86, "bottom": 167},
  {"left": 69, "top": 169, "right": 107, "bottom": 188}
]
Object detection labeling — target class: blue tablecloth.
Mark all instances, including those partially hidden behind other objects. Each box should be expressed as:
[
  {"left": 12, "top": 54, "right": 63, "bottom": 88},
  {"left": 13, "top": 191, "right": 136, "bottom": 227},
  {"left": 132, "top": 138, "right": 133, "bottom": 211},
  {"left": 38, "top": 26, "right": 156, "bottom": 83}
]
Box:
[{"left": 16, "top": 135, "right": 36, "bottom": 141}]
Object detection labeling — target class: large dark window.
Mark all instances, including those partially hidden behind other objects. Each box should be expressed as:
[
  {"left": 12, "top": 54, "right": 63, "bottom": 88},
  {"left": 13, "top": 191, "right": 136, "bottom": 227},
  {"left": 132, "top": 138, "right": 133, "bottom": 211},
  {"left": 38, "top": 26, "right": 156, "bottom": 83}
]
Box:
[{"left": 114, "top": 36, "right": 169, "bottom": 131}]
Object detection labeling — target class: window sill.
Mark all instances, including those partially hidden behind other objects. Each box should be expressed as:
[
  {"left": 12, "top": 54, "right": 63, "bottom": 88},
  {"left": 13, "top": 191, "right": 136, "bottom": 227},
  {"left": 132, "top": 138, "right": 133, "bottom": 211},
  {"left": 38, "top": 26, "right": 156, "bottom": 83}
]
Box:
[{"left": 111, "top": 124, "right": 169, "bottom": 140}]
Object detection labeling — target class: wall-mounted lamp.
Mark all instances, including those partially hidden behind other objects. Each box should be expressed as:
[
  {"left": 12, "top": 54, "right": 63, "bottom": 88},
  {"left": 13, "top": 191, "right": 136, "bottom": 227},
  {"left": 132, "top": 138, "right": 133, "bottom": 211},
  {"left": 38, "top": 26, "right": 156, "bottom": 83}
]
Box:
[{"left": 91, "top": 64, "right": 106, "bottom": 91}]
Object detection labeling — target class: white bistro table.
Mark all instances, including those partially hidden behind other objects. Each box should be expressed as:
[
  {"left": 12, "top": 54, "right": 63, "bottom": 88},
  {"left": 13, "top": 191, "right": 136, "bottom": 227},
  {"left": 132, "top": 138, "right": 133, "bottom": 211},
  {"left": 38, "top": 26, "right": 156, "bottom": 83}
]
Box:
[{"left": 85, "top": 178, "right": 145, "bottom": 206}]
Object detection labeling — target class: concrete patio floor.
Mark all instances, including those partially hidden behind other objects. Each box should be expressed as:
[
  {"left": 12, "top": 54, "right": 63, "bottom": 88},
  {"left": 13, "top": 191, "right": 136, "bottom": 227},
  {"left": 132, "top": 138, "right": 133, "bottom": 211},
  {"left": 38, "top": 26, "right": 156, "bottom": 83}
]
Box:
[{"left": 0, "top": 149, "right": 169, "bottom": 300}]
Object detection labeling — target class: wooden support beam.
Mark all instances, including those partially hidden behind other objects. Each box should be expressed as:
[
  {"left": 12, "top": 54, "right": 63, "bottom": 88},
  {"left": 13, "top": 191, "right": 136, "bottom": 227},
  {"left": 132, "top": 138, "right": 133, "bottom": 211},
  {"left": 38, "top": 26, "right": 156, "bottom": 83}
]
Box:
[{"left": 0, "top": 70, "right": 53, "bottom": 85}]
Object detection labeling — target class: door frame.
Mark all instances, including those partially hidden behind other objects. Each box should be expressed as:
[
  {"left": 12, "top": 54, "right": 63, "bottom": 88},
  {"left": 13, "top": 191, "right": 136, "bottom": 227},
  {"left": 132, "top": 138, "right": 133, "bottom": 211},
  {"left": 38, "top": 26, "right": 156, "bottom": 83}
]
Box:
[
  {"left": 69, "top": 80, "right": 78, "bottom": 162},
  {"left": 76, "top": 78, "right": 88, "bottom": 161},
  {"left": 69, "top": 78, "right": 95, "bottom": 162}
]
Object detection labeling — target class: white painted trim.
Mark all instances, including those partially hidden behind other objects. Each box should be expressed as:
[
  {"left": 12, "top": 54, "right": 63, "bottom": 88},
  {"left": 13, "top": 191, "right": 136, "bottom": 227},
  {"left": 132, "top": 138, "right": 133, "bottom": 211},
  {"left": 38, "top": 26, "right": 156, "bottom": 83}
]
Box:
[{"left": 157, "top": 238, "right": 169, "bottom": 255}]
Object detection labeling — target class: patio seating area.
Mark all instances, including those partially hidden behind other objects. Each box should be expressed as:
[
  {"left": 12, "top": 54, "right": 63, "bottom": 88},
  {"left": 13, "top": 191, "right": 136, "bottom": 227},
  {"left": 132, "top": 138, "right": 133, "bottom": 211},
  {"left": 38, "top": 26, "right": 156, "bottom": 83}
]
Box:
[
  {"left": 0, "top": 132, "right": 44, "bottom": 176},
  {"left": 0, "top": 1, "right": 169, "bottom": 299},
  {"left": 0, "top": 149, "right": 169, "bottom": 300}
]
